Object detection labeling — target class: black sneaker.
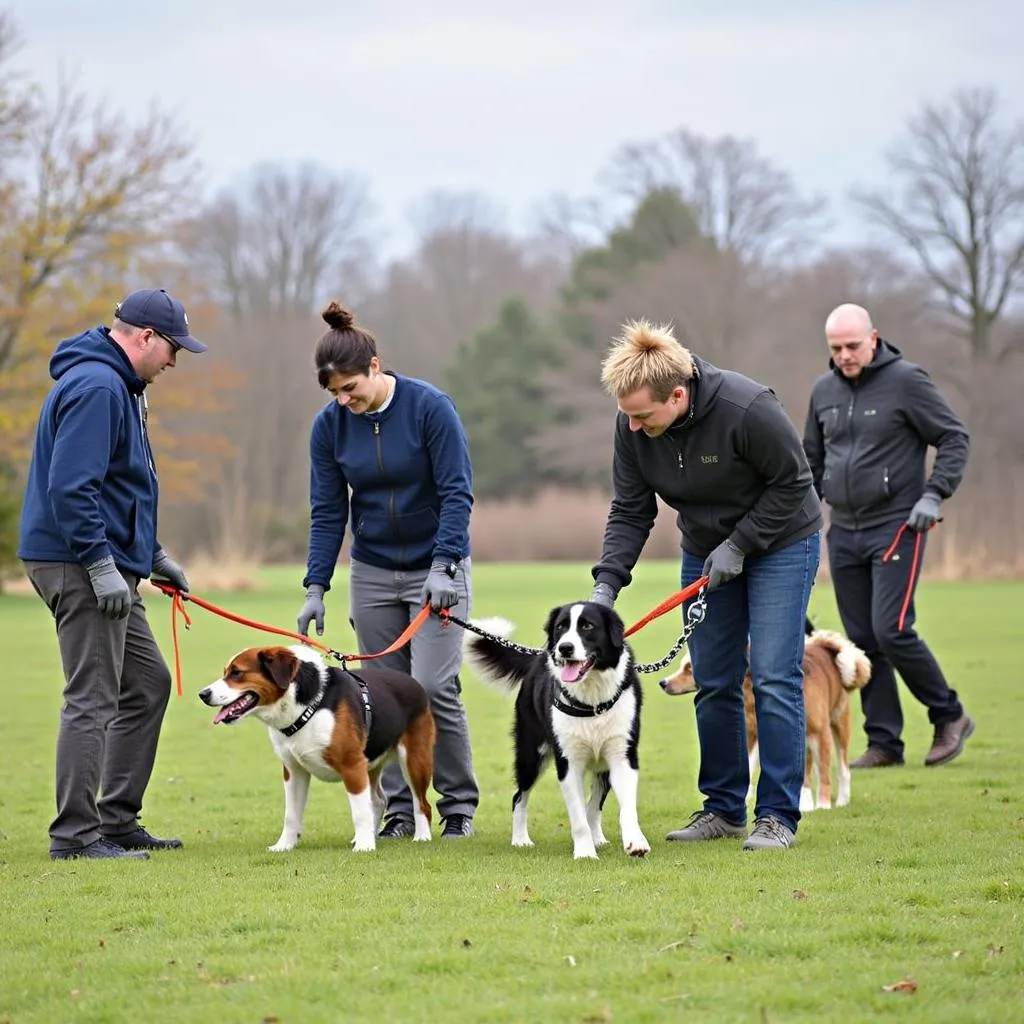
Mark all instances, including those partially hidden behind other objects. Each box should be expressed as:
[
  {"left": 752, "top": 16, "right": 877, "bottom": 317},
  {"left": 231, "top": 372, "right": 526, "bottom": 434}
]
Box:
[
  {"left": 103, "top": 826, "right": 183, "bottom": 851},
  {"left": 378, "top": 816, "right": 415, "bottom": 839},
  {"left": 441, "top": 814, "right": 474, "bottom": 838},
  {"left": 50, "top": 838, "right": 149, "bottom": 861}
]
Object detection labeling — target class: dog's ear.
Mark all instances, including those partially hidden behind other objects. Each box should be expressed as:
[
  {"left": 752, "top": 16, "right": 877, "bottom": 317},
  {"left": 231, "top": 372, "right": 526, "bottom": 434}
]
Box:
[
  {"left": 258, "top": 647, "right": 299, "bottom": 690},
  {"left": 543, "top": 605, "right": 562, "bottom": 645},
  {"left": 604, "top": 605, "right": 626, "bottom": 652},
  {"left": 805, "top": 616, "right": 815, "bottom": 637}
]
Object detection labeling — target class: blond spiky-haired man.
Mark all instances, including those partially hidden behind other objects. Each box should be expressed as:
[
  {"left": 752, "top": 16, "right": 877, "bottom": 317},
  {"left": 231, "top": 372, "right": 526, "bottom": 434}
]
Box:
[{"left": 590, "top": 319, "right": 822, "bottom": 851}]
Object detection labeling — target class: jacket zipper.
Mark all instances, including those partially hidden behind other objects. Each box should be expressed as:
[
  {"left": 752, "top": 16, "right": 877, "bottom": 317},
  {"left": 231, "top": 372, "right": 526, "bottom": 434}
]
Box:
[
  {"left": 372, "top": 420, "right": 403, "bottom": 562},
  {"left": 844, "top": 392, "right": 857, "bottom": 528},
  {"left": 138, "top": 394, "right": 156, "bottom": 478}
]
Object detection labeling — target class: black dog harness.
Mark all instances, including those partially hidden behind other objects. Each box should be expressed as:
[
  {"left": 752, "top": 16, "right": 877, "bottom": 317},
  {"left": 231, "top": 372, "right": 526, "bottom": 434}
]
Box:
[
  {"left": 553, "top": 678, "right": 632, "bottom": 718},
  {"left": 280, "top": 672, "right": 373, "bottom": 737}
]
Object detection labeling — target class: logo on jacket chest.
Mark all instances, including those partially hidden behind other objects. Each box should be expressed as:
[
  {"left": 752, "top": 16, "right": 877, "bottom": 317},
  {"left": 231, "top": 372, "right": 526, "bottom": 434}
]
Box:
[{"left": 700, "top": 454, "right": 718, "bottom": 464}]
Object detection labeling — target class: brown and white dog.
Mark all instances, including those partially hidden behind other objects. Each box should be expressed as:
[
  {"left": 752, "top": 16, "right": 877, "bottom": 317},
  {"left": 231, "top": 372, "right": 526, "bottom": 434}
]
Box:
[
  {"left": 660, "top": 622, "right": 871, "bottom": 811},
  {"left": 198, "top": 644, "right": 436, "bottom": 852}
]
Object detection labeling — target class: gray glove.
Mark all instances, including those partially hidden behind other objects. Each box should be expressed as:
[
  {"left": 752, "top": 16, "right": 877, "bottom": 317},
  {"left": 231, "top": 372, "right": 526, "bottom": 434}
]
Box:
[
  {"left": 907, "top": 492, "right": 941, "bottom": 532},
  {"left": 702, "top": 538, "right": 745, "bottom": 592},
  {"left": 421, "top": 561, "right": 459, "bottom": 611},
  {"left": 85, "top": 556, "right": 132, "bottom": 620},
  {"left": 590, "top": 582, "right": 616, "bottom": 608},
  {"left": 151, "top": 548, "right": 189, "bottom": 593},
  {"left": 297, "top": 584, "right": 326, "bottom": 636}
]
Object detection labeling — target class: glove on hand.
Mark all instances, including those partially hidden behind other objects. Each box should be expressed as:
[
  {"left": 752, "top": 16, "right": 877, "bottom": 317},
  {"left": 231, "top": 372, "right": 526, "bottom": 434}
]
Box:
[
  {"left": 86, "top": 556, "right": 132, "bottom": 620},
  {"left": 421, "top": 561, "right": 459, "bottom": 611},
  {"left": 907, "top": 492, "right": 941, "bottom": 532},
  {"left": 297, "top": 584, "right": 326, "bottom": 636},
  {"left": 589, "top": 582, "right": 616, "bottom": 609},
  {"left": 151, "top": 548, "right": 189, "bottom": 594},
  {"left": 702, "top": 538, "right": 746, "bottom": 592}
]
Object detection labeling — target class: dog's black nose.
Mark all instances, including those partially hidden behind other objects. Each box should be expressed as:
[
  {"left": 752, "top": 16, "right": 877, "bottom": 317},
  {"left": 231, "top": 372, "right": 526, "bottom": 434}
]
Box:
[
  {"left": 558, "top": 642, "right": 575, "bottom": 658},
  {"left": 198, "top": 687, "right": 212, "bottom": 704}
]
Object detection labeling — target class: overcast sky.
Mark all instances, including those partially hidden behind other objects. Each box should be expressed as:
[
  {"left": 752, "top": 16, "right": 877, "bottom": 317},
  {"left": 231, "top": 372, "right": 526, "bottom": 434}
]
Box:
[{"left": 11, "top": 0, "right": 1024, "bottom": 258}]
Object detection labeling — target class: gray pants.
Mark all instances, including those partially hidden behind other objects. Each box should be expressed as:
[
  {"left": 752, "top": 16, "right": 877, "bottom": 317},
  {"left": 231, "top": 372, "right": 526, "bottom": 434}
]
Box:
[
  {"left": 24, "top": 561, "right": 173, "bottom": 852},
  {"left": 348, "top": 558, "right": 479, "bottom": 823}
]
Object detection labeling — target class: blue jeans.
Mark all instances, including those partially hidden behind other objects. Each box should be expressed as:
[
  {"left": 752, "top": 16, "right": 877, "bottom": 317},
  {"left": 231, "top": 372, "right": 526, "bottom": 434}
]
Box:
[{"left": 682, "top": 531, "right": 821, "bottom": 833}]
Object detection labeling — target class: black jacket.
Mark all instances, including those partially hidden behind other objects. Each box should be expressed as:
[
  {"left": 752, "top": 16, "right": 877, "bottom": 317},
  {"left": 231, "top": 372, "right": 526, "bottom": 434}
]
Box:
[
  {"left": 802, "top": 339, "right": 969, "bottom": 531},
  {"left": 591, "top": 356, "right": 822, "bottom": 596}
]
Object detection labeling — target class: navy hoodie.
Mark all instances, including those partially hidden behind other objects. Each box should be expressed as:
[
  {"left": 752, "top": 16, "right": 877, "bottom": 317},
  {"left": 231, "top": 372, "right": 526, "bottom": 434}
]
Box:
[
  {"left": 302, "top": 373, "right": 473, "bottom": 589},
  {"left": 18, "top": 326, "right": 160, "bottom": 576}
]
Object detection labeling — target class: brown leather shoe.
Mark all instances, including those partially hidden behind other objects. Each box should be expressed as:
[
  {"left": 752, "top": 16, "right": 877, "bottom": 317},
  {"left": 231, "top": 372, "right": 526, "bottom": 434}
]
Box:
[
  {"left": 925, "top": 714, "right": 975, "bottom": 766},
  {"left": 850, "top": 747, "right": 905, "bottom": 769}
]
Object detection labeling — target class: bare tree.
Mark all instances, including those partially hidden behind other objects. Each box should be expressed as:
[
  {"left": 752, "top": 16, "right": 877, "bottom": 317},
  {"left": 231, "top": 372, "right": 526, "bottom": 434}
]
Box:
[
  {"left": 852, "top": 87, "right": 1024, "bottom": 363},
  {"left": 600, "top": 128, "right": 829, "bottom": 265},
  {"left": 190, "top": 161, "right": 375, "bottom": 321},
  {"left": 359, "top": 190, "right": 562, "bottom": 380},
  {"left": 0, "top": 67, "right": 194, "bottom": 374}
]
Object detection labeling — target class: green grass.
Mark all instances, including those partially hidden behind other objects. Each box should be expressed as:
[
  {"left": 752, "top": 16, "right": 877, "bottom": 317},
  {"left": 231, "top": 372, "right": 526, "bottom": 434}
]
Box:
[{"left": 1, "top": 561, "right": 1022, "bottom": 1023}]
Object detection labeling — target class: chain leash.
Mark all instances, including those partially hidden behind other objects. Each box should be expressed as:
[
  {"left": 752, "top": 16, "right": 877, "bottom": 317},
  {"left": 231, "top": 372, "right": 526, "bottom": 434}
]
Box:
[{"left": 440, "top": 588, "right": 708, "bottom": 676}]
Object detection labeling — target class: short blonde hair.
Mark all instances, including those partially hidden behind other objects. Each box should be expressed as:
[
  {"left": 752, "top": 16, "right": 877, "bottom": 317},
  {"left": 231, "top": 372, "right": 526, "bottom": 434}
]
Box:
[{"left": 600, "top": 319, "right": 695, "bottom": 402}]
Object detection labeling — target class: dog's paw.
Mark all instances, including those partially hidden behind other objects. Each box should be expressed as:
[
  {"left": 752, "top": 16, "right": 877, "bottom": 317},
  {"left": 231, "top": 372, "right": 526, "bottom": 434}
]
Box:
[
  {"left": 351, "top": 836, "right": 377, "bottom": 853},
  {"left": 268, "top": 839, "right": 297, "bottom": 853},
  {"left": 624, "top": 834, "right": 651, "bottom": 857},
  {"left": 413, "top": 832, "right": 432, "bottom": 842},
  {"left": 573, "top": 843, "right": 599, "bottom": 861},
  {"left": 799, "top": 787, "right": 815, "bottom": 813},
  {"left": 592, "top": 832, "right": 610, "bottom": 847},
  {"left": 511, "top": 836, "right": 535, "bottom": 848}
]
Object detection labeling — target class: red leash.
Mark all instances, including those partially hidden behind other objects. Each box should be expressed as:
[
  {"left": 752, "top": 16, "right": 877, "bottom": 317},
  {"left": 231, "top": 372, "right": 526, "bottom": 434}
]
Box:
[
  {"left": 624, "top": 576, "right": 709, "bottom": 637},
  {"left": 881, "top": 522, "right": 937, "bottom": 632},
  {"left": 152, "top": 582, "right": 432, "bottom": 698}
]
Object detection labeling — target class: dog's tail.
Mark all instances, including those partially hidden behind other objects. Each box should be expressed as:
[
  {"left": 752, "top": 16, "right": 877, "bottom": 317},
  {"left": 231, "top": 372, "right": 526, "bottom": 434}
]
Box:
[
  {"left": 461, "top": 618, "right": 536, "bottom": 694},
  {"left": 807, "top": 629, "right": 872, "bottom": 690}
]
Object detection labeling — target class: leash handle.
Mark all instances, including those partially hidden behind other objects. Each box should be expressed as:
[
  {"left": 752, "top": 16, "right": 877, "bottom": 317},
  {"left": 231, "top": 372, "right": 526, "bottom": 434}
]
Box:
[{"left": 881, "top": 521, "right": 937, "bottom": 632}]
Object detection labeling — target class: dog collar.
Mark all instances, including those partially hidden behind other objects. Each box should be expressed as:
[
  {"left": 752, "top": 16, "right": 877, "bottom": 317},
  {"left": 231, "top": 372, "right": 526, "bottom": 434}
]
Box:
[
  {"left": 553, "top": 679, "right": 630, "bottom": 718},
  {"left": 280, "top": 683, "right": 327, "bottom": 736}
]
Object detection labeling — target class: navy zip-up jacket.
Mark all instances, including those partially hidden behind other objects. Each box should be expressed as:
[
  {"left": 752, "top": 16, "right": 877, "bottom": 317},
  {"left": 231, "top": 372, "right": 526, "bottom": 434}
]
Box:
[
  {"left": 303, "top": 373, "right": 473, "bottom": 590},
  {"left": 802, "top": 339, "right": 969, "bottom": 531},
  {"left": 18, "top": 326, "right": 160, "bottom": 576}
]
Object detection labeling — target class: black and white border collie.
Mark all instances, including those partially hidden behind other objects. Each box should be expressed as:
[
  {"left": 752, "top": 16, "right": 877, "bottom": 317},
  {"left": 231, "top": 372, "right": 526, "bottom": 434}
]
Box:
[{"left": 462, "top": 601, "right": 650, "bottom": 860}]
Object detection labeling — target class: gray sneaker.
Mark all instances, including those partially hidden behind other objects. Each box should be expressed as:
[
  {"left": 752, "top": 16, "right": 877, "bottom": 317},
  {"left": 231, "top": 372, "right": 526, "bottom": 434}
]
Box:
[
  {"left": 741, "top": 816, "right": 795, "bottom": 851},
  {"left": 666, "top": 810, "right": 747, "bottom": 842}
]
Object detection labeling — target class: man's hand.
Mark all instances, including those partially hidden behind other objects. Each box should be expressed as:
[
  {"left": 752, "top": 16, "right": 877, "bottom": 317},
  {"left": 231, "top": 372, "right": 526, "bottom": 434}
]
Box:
[
  {"left": 421, "top": 561, "right": 459, "bottom": 612},
  {"left": 297, "top": 584, "right": 326, "bottom": 636},
  {"left": 702, "top": 539, "right": 745, "bottom": 592},
  {"left": 151, "top": 548, "right": 189, "bottom": 594},
  {"left": 590, "top": 582, "right": 616, "bottom": 609},
  {"left": 86, "top": 556, "right": 132, "bottom": 620},
  {"left": 907, "top": 492, "right": 941, "bottom": 532}
]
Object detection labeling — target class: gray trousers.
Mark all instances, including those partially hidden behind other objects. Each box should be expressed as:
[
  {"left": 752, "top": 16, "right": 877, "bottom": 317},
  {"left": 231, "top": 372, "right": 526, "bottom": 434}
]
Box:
[
  {"left": 348, "top": 558, "right": 479, "bottom": 822},
  {"left": 24, "top": 561, "right": 173, "bottom": 852}
]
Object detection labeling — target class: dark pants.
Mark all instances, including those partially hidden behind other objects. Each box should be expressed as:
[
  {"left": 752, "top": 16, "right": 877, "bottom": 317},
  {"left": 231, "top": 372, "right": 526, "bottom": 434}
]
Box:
[
  {"left": 826, "top": 521, "right": 963, "bottom": 760},
  {"left": 24, "top": 561, "right": 173, "bottom": 852},
  {"left": 683, "top": 532, "right": 821, "bottom": 834}
]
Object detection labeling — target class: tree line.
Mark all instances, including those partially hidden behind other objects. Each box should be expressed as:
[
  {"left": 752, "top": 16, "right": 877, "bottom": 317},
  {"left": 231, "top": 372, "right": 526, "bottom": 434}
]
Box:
[{"left": 2, "top": 9, "right": 1022, "bottom": 585}]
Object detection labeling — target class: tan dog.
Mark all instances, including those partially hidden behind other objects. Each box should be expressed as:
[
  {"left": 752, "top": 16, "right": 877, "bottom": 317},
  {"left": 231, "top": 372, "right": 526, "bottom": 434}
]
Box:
[{"left": 660, "top": 627, "right": 871, "bottom": 811}]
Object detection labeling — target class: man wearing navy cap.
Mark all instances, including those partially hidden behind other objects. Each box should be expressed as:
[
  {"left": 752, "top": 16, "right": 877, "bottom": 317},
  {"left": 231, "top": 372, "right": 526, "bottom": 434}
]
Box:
[{"left": 18, "top": 288, "right": 206, "bottom": 860}]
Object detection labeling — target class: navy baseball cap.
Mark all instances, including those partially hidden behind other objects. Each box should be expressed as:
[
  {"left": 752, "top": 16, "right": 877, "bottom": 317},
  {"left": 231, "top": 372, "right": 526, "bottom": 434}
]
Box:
[{"left": 114, "top": 288, "right": 207, "bottom": 353}]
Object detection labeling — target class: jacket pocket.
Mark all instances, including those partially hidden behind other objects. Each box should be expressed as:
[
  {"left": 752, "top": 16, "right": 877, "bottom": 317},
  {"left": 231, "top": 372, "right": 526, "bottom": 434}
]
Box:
[
  {"left": 819, "top": 405, "right": 841, "bottom": 439},
  {"left": 356, "top": 508, "right": 439, "bottom": 548}
]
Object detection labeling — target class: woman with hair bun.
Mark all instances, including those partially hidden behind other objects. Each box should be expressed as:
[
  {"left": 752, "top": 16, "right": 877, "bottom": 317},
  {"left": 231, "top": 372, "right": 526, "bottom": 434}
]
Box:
[{"left": 297, "top": 300, "right": 479, "bottom": 839}]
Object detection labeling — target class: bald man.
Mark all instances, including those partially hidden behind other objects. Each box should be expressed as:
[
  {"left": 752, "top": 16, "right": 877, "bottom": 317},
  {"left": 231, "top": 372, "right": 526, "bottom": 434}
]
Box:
[{"left": 802, "top": 303, "right": 973, "bottom": 768}]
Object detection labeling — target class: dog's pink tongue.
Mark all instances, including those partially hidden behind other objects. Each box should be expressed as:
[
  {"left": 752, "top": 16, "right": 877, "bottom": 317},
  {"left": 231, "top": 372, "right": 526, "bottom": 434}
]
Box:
[
  {"left": 561, "top": 662, "right": 585, "bottom": 684},
  {"left": 212, "top": 706, "right": 231, "bottom": 724}
]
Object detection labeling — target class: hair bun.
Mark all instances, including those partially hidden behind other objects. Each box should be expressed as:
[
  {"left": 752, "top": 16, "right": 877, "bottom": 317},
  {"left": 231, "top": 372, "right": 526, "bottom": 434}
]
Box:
[{"left": 321, "top": 300, "right": 355, "bottom": 331}]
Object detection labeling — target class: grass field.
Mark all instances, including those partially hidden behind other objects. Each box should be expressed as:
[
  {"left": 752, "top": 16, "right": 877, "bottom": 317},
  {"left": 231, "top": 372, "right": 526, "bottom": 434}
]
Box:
[{"left": 1, "top": 561, "right": 1021, "bottom": 1023}]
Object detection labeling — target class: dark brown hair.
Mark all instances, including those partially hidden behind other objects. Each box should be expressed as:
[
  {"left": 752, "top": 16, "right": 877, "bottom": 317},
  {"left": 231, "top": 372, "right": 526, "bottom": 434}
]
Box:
[{"left": 314, "top": 301, "right": 380, "bottom": 388}]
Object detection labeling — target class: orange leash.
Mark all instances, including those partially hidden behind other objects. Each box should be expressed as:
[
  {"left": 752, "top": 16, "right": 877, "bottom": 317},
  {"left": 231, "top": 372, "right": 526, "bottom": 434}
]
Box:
[
  {"left": 881, "top": 521, "right": 937, "bottom": 632},
  {"left": 623, "top": 576, "right": 709, "bottom": 637},
  {"left": 152, "top": 582, "right": 432, "bottom": 697}
]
